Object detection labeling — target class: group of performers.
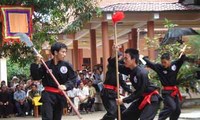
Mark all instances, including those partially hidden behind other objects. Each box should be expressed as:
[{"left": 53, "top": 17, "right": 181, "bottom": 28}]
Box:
[
  {"left": 101, "top": 48, "right": 186, "bottom": 120},
  {"left": 30, "top": 42, "right": 186, "bottom": 120}
]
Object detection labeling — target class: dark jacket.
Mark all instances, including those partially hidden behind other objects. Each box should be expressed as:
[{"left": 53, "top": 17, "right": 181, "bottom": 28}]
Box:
[
  {"left": 143, "top": 55, "right": 186, "bottom": 86},
  {"left": 108, "top": 58, "right": 160, "bottom": 103},
  {"left": 30, "top": 59, "right": 77, "bottom": 91}
]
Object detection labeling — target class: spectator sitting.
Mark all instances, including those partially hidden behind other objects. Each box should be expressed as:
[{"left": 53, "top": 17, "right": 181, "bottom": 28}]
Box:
[
  {"left": 74, "top": 82, "right": 89, "bottom": 113},
  {"left": 87, "top": 80, "right": 96, "bottom": 112},
  {"left": 25, "top": 79, "right": 33, "bottom": 92},
  {"left": 35, "top": 80, "right": 44, "bottom": 94},
  {"left": 11, "top": 76, "right": 19, "bottom": 89},
  {"left": 27, "top": 84, "right": 40, "bottom": 116},
  {"left": 8, "top": 87, "right": 16, "bottom": 115},
  {"left": 92, "top": 69, "right": 103, "bottom": 92},
  {"left": 14, "top": 84, "right": 29, "bottom": 117},
  {"left": 88, "top": 72, "right": 93, "bottom": 79},
  {"left": 0, "top": 85, "right": 13, "bottom": 118},
  {"left": 0, "top": 81, "right": 6, "bottom": 88},
  {"left": 79, "top": 72, "right": 87, "bottom": 85},
  {"left": 19, "top": 80, "right": 26, "bottom": 91},
  {"left": 67, "top": 86, "right": 79, "bottom": 115}
]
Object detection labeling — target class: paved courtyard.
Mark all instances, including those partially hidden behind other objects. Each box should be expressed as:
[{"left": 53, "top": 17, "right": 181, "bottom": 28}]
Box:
[{"left": 0, "top": 107, "right": 200, "bottom": 120}]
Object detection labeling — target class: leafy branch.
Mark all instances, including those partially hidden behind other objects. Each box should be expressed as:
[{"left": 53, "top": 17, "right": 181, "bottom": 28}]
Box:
[{"left": 0, "top": 0, "right": 101, "bottom": 67}]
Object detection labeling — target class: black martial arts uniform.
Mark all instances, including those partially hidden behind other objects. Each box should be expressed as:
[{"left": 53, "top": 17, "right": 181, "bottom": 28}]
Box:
[
  {"left": 143, "top": 55, "right": 186, "bottom": 120},
  {"left": 109, "top": 58, "right": 161, "bottom": 120},
  {"left": 100, "top": 59, "right": 133, "bottom": 120},
  {"left": 30, "top": 60, "right": 77, "bottom": 120}
]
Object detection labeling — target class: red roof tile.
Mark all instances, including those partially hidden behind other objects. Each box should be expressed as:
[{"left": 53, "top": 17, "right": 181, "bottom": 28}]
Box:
[{"left": 102, "top": 2, "right": 200, "bottom": 12}]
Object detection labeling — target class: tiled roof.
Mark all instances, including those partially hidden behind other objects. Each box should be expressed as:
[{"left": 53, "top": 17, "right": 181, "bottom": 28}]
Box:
[
  {"left": 102, "top": 2, "right": 200, "bottom": 12},
  {"left": 99, "top": 0, "right": 178, "bottom": 7}
]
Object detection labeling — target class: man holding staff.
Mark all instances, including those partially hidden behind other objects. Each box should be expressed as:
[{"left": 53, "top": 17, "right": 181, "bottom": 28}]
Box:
[
  {"left": 30, "top": 42, "right": 77, "bottom": 120},
  {"left": 100, "top": 52, "right": 133, "bottom": 120},
  {"left": 109, "top": 48, "right": 161, "bottom": 120}
]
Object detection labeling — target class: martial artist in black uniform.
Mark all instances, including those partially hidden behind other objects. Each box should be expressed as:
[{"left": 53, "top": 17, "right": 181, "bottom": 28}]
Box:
[
  {"left": 110, "top": 48, "right": 161, "bottom": 120},
  {"left": 142, "top": 52, "right": 186, "bottom": 120},
  {"left": 30, "top": 42, "right": 77, "bottom": 120},
  {"left": 100, "top": 52, "right": 133, "bottom": 120}
]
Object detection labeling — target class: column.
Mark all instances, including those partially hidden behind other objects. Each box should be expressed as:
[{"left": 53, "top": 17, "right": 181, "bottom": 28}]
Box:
[
  {"left": 73, "top": 40, "right": 78, "bottom": 70},
  {"left": 78, "top": 49, "right": 83, "bottom": 70},
  {"left": 101, "top": 22, "right": 109, "bottom": 77},
  {"left": 90, "top": 29, "right": 97, "bottom": 71},
  {"left": 147, "top": 21, "right": 155, "bottom": 60},
  {"left": 128, "top": 28, "right": 138, "bottom": 49},
  {"left": 0, "top": 58, "right": 7, "bottom": 85}
]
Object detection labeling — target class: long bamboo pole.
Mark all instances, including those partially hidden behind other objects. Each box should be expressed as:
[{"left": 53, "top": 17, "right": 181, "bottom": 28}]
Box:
[
  {"left": 179, "top": 45, "right": 187, "bottom": 58},
  {"left": 32, "top": 48, "right": 83, "bottom": 120},
  {"left": 114, "top": 23, "right": 121, "bottom": 120},
  {"left": 40, "top": 59, "right": 82, "bottom": 119},
  {"left": 17, "top": 33, "right": 83, "bottom": 119}
]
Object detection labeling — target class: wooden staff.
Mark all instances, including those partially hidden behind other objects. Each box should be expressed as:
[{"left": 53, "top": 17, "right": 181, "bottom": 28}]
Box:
[
  {"left": 114, "top": 22, "right": 121, "bottom": 120},
  {"left": 39, "top": 59, "right": 83, "bottom": 119},
  {"left": 179, "top": 45, "right": 187, "bottom": 58},
  {"left": 15, "top": 33, "right": 83, "bottom": 120}
]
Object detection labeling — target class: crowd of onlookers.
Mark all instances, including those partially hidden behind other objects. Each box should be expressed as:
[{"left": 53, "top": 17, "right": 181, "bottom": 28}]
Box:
[
  {"left": 1, "top": 62, "right": 199, "bottom": 118},
  {"left": 69, "top": 67, "right": 104, "bottom": 114},
  {"left": 0, "top": 67, "right": 104, "bottom": 118},
  {"left": 0, "top": 76, "right": 43, "bottom": 118}
]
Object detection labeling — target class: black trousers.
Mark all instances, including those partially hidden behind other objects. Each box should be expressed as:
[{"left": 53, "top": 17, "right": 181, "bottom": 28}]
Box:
[
  {"left": 122, "top": 97, "right": 160, "bottom": 120},
  {"left": 15, "top": 101, "right": 29, "bottom": 116},
  {"left": 0, "top": 103, "right": 13, "bottom": 117},
  {"left": 158, "top": 94, "right": 181, "bottom": 120},
  {"left": 101, "top": 88, "right": 126, "bottom": 120},
  {"left": 41, "top": 91, "right": 65, "bottom": 120},
  {"left": 87, "top": 97, "right": 95, "bottom": 111}
]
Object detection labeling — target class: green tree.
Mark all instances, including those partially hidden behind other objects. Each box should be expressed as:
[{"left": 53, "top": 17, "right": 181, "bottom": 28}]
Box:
[
  {"left": 188, "top": 35, "right": 200, "bottom": 58},
  {"left": 163, "top": 18, "right": 178, "bottom": 29},
  {"left": 0, "top": 0, "right": 101, "bottom": 79},
  {"left": 0, "top": 0, "right": 100, "bottom": 60},
  {"left": 7, "top": 59, "right": 30, "bottom": 82}
]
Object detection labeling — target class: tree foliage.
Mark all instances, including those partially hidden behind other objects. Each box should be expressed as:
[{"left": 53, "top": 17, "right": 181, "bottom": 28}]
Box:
[
  {"left": 188, "top": 35, "right": 200, "bottom": 58},
  {"left": 0, "top": 0, "right": 100, "bottom": 58},
  {"left": 7, "top": 59, "right": 30, "bottom": 82},
  {"left": 0, "top": 0, "right": 100, "bottom": 79},
  {"left": 0, "top": 43, "right": 34, "bottom": 66}
]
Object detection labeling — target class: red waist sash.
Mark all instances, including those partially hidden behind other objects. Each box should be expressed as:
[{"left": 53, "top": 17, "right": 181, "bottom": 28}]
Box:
[
  {"left": 104, "top": 84, "right": 117, "bottom": 92},
  {"left": 163, "top": 86, "right": 182, "bottom": 101},
  {"left": 139, "top": 90, "right": 159, "bottom": 110},
  {"left": 44, "top": 86, "right": 63, "bottom": 95}
]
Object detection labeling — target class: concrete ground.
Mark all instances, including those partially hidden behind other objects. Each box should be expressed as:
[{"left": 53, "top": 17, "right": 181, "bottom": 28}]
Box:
[{"left": 1, "top": 107, "right": 200, "bottom": 120}]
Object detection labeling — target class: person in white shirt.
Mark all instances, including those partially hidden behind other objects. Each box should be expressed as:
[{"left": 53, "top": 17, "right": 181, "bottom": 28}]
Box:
[{"left": 74, "top": 82, "right": 89, "bottom": 113}]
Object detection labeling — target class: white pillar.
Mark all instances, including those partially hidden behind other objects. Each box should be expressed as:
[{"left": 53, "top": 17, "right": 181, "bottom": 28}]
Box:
[{"left": 0, "top": 58, "right": 7, "bottom": 85}]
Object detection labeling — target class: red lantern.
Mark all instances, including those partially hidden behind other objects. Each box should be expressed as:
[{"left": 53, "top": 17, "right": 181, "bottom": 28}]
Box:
[{"left": 112, "top": 11, "right": 125, "bottom": 24}]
